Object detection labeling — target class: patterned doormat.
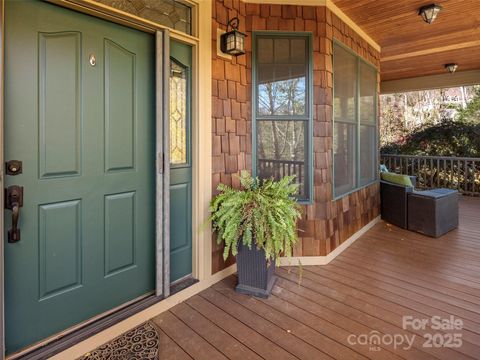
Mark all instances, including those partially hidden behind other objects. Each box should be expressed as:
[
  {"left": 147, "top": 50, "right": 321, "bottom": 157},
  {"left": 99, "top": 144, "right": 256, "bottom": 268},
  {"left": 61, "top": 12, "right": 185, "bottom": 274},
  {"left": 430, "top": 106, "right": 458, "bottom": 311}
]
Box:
[{"left": 78, "top": 322, "right": 159, "bottom": 360}]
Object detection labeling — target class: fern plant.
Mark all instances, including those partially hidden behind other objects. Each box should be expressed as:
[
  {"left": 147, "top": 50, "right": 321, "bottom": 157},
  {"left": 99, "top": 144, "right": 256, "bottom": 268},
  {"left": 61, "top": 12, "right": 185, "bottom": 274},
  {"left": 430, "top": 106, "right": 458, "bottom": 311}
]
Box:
[{"left": 209, "top": 171, "right": 302, "bottom": 265}]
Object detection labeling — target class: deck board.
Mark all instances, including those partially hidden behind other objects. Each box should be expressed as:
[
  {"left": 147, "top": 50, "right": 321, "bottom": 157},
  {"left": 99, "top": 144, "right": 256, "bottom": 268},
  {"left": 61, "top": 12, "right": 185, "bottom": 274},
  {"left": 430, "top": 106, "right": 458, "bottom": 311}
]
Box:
[
  {"left": 185, "top": 295, "right": 295, "bottom": 360},
  {"left": 154, "top": 197, "right": 480, "bottom": 359},
  {"left": 169, "top": 302, "right": 262, "bottom": 360},
  {"left": 157, "top": 327, "right": 193, "bottom": 360}
]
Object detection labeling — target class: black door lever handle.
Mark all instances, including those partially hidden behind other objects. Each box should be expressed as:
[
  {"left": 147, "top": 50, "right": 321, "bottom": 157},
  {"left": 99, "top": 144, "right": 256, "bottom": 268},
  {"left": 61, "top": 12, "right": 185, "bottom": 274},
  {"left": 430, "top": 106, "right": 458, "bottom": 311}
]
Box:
[
  {"left": 5, "top": 185, "right": 23, "bottom": 243},
  {"left": 8, "top": 203, "right": 20, "bottom": 243}
]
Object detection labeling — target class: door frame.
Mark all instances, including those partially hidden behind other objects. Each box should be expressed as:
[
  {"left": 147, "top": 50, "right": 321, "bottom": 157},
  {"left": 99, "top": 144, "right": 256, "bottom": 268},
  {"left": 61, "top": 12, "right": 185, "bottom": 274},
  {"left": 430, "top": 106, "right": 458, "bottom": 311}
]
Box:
[
  {"left": 0, "top": 0, "right": 5, "bottom": 356},
  {"left": 0, "top": 0, "right": 213, "bottom": 358}
]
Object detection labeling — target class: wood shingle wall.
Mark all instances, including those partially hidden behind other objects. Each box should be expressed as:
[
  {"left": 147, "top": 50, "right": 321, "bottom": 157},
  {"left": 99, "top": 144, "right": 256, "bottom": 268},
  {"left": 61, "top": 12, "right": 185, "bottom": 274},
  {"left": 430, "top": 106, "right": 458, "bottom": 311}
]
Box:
[{"left": 212, "top": 1, "right": 381, "bottom": 274}]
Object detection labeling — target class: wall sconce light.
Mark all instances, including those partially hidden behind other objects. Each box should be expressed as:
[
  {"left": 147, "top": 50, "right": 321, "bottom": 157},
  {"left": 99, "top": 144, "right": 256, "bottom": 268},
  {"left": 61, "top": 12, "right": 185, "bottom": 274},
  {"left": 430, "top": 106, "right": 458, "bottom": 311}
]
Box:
[
  {"left": 220, "top": 17, "right": 246, "bottom": 56},
  {"left": 445, "top": 63, "right": 458, "bottom": 74},
  {"left": 418, "top": 4, "right": 443, "bottom": 24}
]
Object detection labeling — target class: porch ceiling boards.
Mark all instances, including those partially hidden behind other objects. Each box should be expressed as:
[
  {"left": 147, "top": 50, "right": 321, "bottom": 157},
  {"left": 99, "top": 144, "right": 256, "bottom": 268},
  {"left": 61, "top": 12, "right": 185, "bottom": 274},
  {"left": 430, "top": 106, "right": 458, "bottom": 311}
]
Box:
[
  {"left": 331, "top": 0, "right": 480, "bottom": 81},
  {"left": 153, "top": 197, "right": 480, "bottom": 359}
]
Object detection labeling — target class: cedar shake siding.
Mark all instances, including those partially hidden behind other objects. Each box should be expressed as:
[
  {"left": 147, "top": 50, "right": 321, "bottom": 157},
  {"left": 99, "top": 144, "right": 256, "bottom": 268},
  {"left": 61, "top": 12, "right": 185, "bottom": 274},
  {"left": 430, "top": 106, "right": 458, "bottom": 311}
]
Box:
[{"left": 212, "top": 1, "right": 381, "bottom": 274}]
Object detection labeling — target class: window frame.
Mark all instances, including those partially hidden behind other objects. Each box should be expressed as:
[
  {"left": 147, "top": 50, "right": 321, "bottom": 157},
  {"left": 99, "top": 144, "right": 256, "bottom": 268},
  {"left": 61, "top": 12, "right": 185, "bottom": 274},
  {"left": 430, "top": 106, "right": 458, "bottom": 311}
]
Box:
[
  {"left": 332, "top": 39, "right": 379, "bottom": 200},
  {"left": 252, "top": 31, "right": 314, "bottom": 204}
]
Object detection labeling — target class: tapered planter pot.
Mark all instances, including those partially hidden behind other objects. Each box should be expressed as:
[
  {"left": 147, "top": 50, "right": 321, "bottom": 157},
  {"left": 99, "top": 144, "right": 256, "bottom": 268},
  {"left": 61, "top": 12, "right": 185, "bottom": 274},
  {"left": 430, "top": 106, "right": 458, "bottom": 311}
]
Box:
[{"left": 235, "top": 242, "right": 276, "bottom": 298}]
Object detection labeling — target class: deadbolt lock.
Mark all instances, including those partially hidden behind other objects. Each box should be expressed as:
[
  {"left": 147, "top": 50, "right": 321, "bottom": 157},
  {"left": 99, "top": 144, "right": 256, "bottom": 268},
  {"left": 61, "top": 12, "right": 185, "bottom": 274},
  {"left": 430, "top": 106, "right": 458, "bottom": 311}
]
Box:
[{"left": 6, "top": 160, "right": 22, "bottom": 176}]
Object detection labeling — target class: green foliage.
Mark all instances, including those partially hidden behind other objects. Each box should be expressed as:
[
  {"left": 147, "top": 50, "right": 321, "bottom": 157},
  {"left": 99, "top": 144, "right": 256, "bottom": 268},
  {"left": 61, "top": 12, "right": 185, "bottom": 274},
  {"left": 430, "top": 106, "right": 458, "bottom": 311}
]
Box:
[
  {"left": 381, "top": 119, "right": 480, "bottom": 157},
  {"left": 456, "top": 87, "right": 480, "bottom": 124},
  {"left": 381, "top": 87, "right": 480, "bottom": 157},
  {"left": 209, "top": 171, "right": 302, "bottom": 265}
]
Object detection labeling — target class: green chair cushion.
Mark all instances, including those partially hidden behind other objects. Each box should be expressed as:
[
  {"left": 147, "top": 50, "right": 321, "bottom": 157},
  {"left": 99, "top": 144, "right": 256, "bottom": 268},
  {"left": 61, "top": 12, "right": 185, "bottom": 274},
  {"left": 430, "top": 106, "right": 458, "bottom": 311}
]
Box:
[{"left": 381, "top": 172, "right": 413, "bottom": 187}]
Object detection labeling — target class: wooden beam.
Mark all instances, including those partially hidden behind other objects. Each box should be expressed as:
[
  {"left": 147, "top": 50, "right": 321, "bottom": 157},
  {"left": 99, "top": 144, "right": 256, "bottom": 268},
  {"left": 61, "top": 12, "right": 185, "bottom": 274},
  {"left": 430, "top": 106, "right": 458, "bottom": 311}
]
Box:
[{"left": 381, "top": 69, "right": 480, "bottom": 94}]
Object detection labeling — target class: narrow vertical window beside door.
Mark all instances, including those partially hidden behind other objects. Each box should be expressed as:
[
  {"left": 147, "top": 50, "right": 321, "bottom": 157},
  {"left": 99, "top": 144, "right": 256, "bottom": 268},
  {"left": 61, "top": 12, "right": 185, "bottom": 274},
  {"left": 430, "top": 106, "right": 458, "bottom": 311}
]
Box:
[{"left": 170, "top": 60, "right": 187, "bottom": 165}]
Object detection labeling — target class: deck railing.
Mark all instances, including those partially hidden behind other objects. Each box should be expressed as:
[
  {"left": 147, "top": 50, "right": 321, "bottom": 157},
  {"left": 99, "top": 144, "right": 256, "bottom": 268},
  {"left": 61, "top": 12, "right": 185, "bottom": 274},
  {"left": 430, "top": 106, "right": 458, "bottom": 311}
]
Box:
[
  {"left": 257, "top": 159, "right": 304, "bottom": 182},
  {"left": 380, "top": 154, "right": 480, "bottom": 195},
  {"left": 257, "top": 158, "right": 305, "bottom": 194}
]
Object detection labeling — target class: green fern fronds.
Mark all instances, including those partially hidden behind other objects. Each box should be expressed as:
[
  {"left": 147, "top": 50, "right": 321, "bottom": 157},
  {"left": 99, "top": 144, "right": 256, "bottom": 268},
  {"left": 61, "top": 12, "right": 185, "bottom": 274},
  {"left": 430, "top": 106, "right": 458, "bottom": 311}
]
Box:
[{"left": 209, "top": 171, "right": 302, "bottom": 263}]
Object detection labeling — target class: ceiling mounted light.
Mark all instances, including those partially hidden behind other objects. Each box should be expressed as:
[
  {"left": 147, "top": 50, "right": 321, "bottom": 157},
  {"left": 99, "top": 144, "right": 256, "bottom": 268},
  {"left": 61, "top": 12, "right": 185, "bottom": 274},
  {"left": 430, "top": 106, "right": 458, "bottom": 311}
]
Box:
[
  {"left": 445, "top": 63, "right": 458, "bottom": 74},
  {"left": 418, "top": 4, "right": 443, "bottom": 24}
]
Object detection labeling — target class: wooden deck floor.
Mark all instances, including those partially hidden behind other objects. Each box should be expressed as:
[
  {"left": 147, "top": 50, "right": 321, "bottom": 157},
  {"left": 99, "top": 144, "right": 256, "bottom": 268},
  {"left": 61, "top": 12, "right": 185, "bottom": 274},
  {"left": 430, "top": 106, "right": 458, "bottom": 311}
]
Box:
[{"left": 153, "top": 197, "right": 480, "bottom": 360}]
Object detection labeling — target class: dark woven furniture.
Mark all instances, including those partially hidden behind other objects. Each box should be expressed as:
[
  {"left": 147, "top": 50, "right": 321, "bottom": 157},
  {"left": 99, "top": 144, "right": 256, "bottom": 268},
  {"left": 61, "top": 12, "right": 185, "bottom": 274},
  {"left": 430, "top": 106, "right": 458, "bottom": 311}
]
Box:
[
  {"left": 407, "top": 189, "right": 459, "bottom": 238},
  {"left": 380, "top": 176, "right": 416, "bottom": 229}
]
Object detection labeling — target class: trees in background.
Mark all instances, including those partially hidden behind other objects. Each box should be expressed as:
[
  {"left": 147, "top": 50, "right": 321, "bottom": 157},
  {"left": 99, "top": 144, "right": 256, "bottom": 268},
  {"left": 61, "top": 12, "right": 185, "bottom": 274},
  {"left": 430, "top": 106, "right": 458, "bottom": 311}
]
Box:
[{"left": 380, "top": 85, "right": 480, "bottom": 157}]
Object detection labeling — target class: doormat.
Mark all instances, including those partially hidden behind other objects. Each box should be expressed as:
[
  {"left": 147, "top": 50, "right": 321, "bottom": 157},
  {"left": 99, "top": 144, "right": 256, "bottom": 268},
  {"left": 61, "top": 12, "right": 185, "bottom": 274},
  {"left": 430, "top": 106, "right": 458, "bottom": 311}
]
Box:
[{"left": 78, "top": 321, "right": 159, "bottom": 360}]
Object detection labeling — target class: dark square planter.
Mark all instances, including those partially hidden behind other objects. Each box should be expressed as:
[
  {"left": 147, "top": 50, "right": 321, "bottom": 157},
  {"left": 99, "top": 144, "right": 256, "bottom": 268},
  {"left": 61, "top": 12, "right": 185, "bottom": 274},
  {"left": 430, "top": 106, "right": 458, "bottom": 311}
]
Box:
[{"left": 235, "top": 242, "right": 276, "bottom": 298}]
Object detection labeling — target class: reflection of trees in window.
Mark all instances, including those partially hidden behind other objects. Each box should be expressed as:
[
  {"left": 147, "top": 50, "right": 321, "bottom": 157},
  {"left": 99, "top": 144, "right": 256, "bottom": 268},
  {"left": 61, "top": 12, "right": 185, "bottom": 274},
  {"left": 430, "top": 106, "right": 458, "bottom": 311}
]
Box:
[
  {"left": 258, "top": 78, "right": 305, "bottom": 116},
  {"left": 257, "top": 121, "right": 305, "bottom": 162},
  {"left": 257, "top": 78, "right": 306, "bottom": 163}
]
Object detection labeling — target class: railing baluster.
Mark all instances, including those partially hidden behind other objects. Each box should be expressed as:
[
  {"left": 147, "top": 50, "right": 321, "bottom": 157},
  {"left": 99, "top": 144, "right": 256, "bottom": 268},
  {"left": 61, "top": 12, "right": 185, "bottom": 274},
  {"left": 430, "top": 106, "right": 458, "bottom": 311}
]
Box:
[
  {"left": 457, "top": 159, "right": 461, "bottom": 191},
  {"left": 443, "top": 158, "right": 447, "bottom": 188},
  {"left": 473, "top": 160, "right": 476, "bottom": 194},
  {"left": 436, "top": 158, "right": 440, "bottom": 188},
  {"left": 430, "top": 158, "right": 433, "bottom": 188},
  {"left": 423, "top": 157, "right": 427, "bottom": 188},
  {"left": 465, "top": 159, "right": 469, "bottom": 193},
  {"left": 451, "top": 159, "right": 454, "bottom": 189},
  {"left": 413, "top": 158, "right": 420, "bottom": 184},
  {"left": 472, "top": 160, "right": 475, "bottom": 194}
]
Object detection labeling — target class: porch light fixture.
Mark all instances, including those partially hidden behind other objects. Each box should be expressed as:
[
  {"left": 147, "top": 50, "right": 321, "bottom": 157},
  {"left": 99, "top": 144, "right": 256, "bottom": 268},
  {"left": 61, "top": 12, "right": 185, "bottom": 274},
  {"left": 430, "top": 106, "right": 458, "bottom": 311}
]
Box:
[
  {"left": 445, "top": 63, "right": 458, "bottom": 73},
  {"left": 220, "top": 17, "right": 246, "bottom": 56},
  {"left": 418, "top": 4, "right": 443, "bottom": 24}
]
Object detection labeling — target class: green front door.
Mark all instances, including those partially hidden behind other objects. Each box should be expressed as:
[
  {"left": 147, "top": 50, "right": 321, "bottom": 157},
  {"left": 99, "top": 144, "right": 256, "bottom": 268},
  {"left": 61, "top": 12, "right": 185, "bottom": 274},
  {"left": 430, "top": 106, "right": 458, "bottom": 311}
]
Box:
[
  {"left": 169, "top": 41, "right": 193, "bottom": 283},
  {"left": 4, "top": 0, "right": 156, "bottom": 353}
]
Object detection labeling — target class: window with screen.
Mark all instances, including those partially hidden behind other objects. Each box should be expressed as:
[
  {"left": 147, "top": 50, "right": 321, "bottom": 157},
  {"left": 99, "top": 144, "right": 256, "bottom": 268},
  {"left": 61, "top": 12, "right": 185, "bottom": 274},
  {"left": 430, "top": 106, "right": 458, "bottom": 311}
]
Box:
[
  {"left": 253, "top": 33, "right": 312, "bottom": 202},
  {"left": 333, "top": 42, "right": 378, "bottom": 198}
]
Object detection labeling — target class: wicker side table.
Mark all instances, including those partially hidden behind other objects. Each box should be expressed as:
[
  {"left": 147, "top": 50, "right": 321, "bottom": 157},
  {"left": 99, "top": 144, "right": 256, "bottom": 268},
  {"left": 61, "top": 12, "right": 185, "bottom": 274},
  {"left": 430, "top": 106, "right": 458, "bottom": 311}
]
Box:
[{"left": 407, "top": 189, "right": 459, "bottom": 238}]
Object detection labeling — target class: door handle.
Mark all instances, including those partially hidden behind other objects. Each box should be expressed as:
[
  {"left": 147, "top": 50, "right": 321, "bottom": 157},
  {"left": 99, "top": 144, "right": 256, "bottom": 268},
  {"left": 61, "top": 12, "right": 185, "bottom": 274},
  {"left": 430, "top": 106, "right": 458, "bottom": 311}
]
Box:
[
  {"left": 5, "top": 186, "right": 23, "bottom": 243},
  {"left": 10, "top": 203, "right": 20, "bottom": 243}
]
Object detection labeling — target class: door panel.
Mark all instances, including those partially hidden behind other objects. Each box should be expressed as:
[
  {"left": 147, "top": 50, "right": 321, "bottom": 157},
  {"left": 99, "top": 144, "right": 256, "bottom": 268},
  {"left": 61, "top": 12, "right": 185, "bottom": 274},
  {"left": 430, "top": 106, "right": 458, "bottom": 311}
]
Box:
[
  {"left": 169, "top": 41, "right": 192, "bottom": 283},
  {"left": 4, "top": 0, "right": 156, "bottom": 353},
  {"left": 39, "top": 200, "right": 82, "bottom": 299},
  {"left": 39, "top": 31, "right": 82, "bottom": 178},
  {"left": 104, "top": 192, "right": 136, "bottom": 276},
  {"left": 104, "top": 39, "right": 136, "bottom": 172}
]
